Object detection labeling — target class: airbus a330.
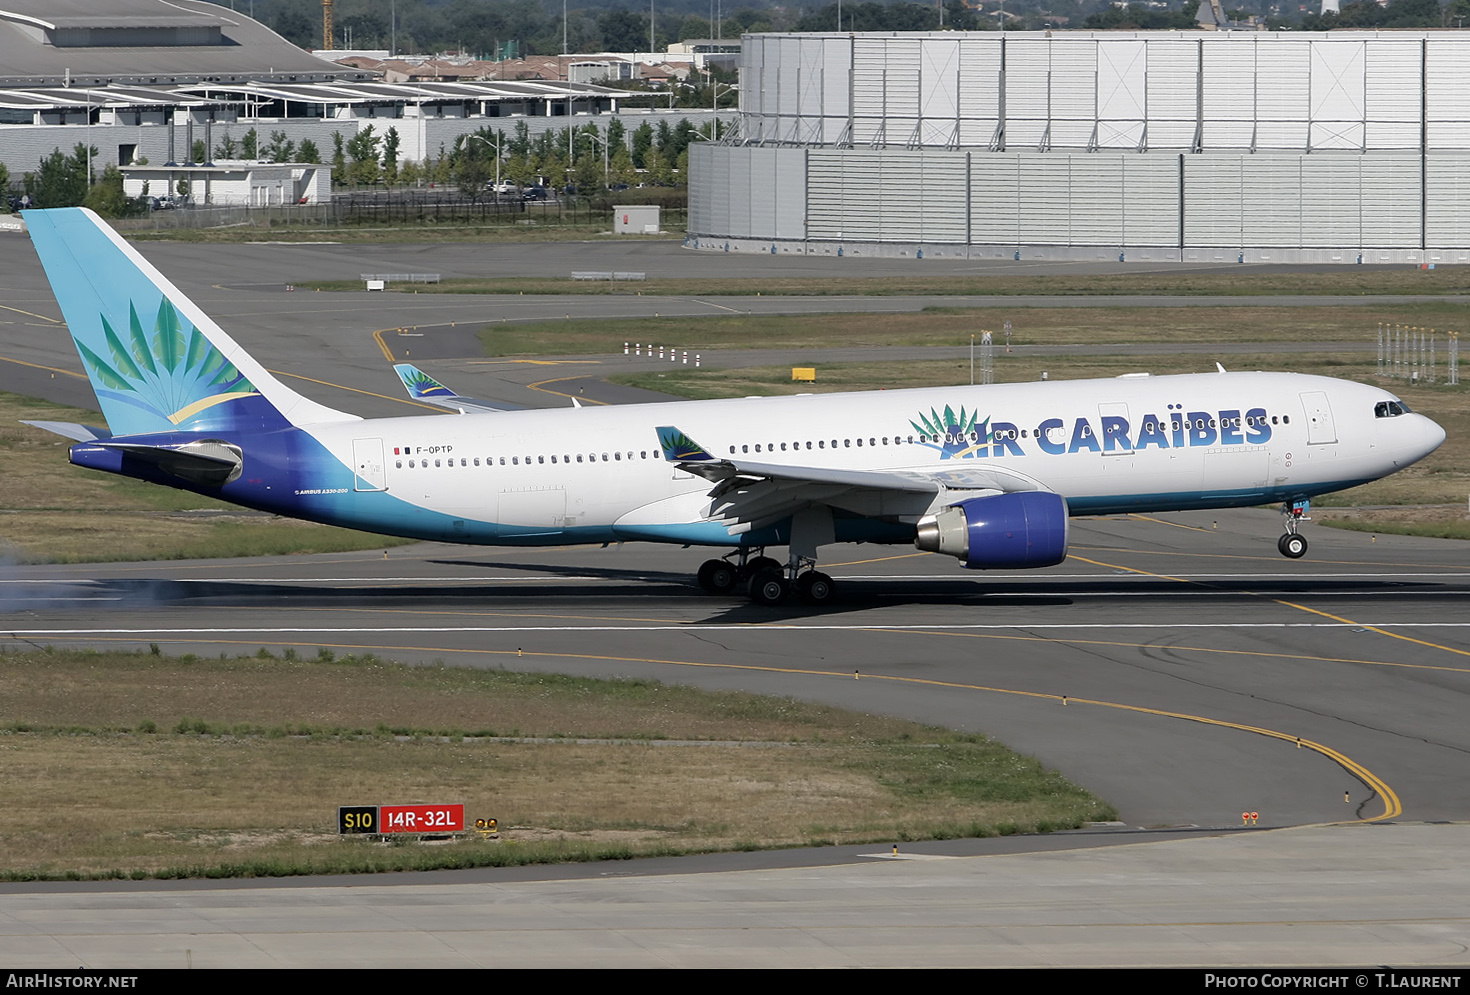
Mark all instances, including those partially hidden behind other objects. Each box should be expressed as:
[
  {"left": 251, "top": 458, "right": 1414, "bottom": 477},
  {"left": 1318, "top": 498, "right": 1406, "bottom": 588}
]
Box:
[{"left": 22, "top": 208, "right": 1445, "bottom": 605}]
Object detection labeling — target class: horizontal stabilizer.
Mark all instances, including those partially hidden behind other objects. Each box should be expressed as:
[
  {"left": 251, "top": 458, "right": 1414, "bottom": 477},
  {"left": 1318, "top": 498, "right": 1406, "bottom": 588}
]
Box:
[
  {"left": 392, "top": 363, "right": 522, "bottom": 413},
  {"left": 21, "top": 420, "right": 112, "bottom": 442}
]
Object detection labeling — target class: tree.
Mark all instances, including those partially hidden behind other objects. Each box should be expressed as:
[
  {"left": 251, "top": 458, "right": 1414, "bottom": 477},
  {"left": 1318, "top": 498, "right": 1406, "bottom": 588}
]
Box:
[
  {"left": 346, "top": 125, "right": 382, "bottom": 185},
  {"left": 330, "top": 132, "right": 347, "bottom": 184},
  {"left": 269, "top": 3, "right": 316, "bottom": 48},
  {"left": 214, "top": 134, "right": 239, "bottom": 160},
  {"left": 298, "top": 138, "right": 322, "bottom": 164},
  {"left": 82, "top": 164, "right": 135, "bottom": 219},
  {"left": 242, "top": 128, "right": 259, "bottom": 161},
  {"left": 606, "top": 118, "right": 627, "bottom": 156},
  {"left": 598, "top": 8, "right": 648, "bottom": 51},
  {"left": 262, "top": 130, "right": 297, "bottom": 163},
  {"left": 630, "top": 122, "right": 654, "bottom": 169},
  {"left": 607, "top": 147, "right": 636, "bottom": 188},
  {"left": 23, "top": 145, "right": 91, "bottom": 208},
  {"left": 383, "top": 127, "right": 401, "bottom": 186},
  {"left": 508, "top": 121, "right": 531, "bottom": 160},
  {"left": 573, "top": 150, "right": 601, "bottom": 193},
  {"left": 190, "top": 139, "right": 207, "bottom": 163},
  {"left": 504, "top": 153, "right": 537, "bottom": 187}
]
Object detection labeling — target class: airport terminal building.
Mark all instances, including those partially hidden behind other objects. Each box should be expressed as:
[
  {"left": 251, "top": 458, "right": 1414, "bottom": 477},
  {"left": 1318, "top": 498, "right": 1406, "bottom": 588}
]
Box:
[
  {"left": 0, "top": 0, "right": 709, "bottom": 178},
  {"left": 689, "top": 30, "right": 1470, "bottom": 263}
]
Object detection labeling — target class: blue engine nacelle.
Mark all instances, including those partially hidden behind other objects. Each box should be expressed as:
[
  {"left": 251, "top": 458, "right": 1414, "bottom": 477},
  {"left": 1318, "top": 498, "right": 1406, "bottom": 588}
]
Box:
[{"left": 913, "top": 491, "right": 1069, "bottom": 569}]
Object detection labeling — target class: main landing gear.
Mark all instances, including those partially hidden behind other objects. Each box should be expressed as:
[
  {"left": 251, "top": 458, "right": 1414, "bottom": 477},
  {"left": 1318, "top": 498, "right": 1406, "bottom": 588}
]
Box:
[
  {"left": 696, "top": 547, "right": 837, "bottom": 606},
  {"left": 1277, "top": 499, "right": 1310, "bottom": 559}
]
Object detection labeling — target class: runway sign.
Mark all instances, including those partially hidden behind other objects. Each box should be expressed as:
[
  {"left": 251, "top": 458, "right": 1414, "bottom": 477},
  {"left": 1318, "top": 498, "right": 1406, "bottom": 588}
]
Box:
[
  {"left": 338, "top": 805, "right": 379, "bottom": 834},
  {"left": 380, "top": 804, "right": 465, "bottom": 833}
]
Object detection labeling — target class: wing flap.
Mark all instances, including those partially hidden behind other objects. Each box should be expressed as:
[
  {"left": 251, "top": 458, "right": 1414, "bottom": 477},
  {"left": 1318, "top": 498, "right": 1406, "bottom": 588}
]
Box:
[{"left": 655, "top": 425, "right": 1047, "bottom": 537}]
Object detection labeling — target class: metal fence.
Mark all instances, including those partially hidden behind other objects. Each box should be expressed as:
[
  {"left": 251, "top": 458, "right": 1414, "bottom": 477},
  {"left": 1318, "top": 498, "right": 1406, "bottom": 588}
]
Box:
[{"left": 112, "top": 192, "right": 688, "bottom": 232}]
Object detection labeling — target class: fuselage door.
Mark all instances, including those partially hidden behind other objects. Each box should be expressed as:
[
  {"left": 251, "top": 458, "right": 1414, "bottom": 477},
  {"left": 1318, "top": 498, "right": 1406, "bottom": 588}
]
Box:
[
  {"left": 1098, "top": 402, "right": 1132, "bottom": 455},
  {"left": 1299, "top": 391, "right": 1338, "bottom": 445},
  {"left": 352, "top": 438, "right": 388, "bottom": 491}
]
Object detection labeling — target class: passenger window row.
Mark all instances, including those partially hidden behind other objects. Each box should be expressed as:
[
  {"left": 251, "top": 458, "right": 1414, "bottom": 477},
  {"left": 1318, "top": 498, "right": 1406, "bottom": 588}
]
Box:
[
  {"left": 731, "top": 435, "right": 918, "bottom": 454},
  {"left": 395, "top": 451, "right": 652, "bottom": 470},
  {"left": 723, "top": 414, "right": 1291, "bottom": 455}
]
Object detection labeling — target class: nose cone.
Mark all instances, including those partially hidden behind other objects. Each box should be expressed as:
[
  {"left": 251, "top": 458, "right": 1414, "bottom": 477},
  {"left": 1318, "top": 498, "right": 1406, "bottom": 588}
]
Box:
[{"left": 1423, "top": 415, "right": 1447, "bottom": 457}]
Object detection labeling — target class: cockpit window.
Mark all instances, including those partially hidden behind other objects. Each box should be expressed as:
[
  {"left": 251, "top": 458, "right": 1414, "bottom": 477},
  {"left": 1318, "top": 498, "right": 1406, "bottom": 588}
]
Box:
[{"left": 1374, "top": 400, "right": 1411, "bottom": 418}]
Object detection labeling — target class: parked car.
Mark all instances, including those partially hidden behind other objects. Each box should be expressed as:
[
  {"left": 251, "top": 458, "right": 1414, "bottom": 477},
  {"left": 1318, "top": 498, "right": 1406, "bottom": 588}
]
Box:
[{"left": 521, "top": 186, "right": 548, "bottom": 201}]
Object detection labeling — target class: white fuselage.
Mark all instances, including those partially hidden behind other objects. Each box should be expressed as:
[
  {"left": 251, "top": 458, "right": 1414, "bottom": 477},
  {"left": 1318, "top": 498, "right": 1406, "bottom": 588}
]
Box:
[{"left": 297, "top": 370, "right": 1442, "bottom": 548}]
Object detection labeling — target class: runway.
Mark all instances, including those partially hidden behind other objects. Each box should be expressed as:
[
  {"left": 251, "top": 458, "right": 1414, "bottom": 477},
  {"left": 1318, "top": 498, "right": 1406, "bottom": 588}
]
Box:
[
  {"left": 1, "top": 823, "right": 1467, "bottom": 968},
  {"left": 2, "top": 229, "right": 1468, "bottom": 966},
  {"left": 5, "top": 508, "right": 1468, "bottom": 829}
]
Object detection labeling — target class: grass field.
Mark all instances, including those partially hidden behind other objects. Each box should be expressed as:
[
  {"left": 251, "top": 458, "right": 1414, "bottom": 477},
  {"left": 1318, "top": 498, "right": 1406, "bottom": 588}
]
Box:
[
  {"left": 309, "top": 267, "right": 1470, "bottom": 299},
  {"left": 471, "top": 303, "right": 1470, "bottom": 357},
  {"left": 0, "top": 392, "right": 413, "bottom": 562},
  {"left": 0, "top": 648, "right": 1113, "bottom": 880}
]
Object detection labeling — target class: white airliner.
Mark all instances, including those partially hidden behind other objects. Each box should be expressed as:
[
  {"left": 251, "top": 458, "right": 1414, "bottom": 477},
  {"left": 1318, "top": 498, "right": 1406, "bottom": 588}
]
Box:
[{"left": 22, "top": 208, "right": 1445, "bottom": 605}]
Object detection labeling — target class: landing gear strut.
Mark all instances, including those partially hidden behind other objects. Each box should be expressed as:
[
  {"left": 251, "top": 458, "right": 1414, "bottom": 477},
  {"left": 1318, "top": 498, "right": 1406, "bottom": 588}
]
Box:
[
  {"left": 1278, "top": 500, "right": 1310, "bottom": 559},
  {"left": 746, "top": 552, "right": 835, "bottom": 607},
  {"left": 695, "top": 554, "right": 836, "bottom": 607},
  {"left": 696, "top": 507, "right": 839, "bottom": 606},
  {"left": 697, "top": 547, "right": 767, "bottom": 595}
]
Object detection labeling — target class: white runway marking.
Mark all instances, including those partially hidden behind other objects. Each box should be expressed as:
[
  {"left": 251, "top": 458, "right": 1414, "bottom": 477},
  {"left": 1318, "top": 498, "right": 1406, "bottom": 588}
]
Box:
[
  {"left": 6, "top": 622, "right": 1470, "bottom": 636},
  {"left": 3, "top": 571, "right": 1465, "bottom": 585}
]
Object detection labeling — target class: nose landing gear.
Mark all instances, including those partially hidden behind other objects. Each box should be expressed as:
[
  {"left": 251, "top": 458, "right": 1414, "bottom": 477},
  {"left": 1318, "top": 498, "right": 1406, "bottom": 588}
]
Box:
[{"left": 1278, "top": 500, "right": 1310, "bottom": 559}]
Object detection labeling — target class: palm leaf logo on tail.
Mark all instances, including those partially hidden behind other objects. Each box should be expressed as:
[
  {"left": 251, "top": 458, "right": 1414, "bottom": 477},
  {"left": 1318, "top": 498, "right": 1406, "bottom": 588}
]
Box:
[{"left": 74, "top": 297, "right": 258, "bottom": 428}]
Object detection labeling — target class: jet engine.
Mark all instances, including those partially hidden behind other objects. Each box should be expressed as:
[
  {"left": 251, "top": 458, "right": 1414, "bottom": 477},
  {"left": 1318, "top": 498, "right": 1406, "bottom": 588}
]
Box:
[{"left": 914, "top": 491, "right": 1069, "bottom": 569}]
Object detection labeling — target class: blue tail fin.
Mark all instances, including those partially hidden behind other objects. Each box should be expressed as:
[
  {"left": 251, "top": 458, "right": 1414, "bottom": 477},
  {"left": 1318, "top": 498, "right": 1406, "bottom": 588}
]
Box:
[
  {"left": 393, "top": 363, "right": 455, "bottom": 401},
  {"left": 25, "top": 208, "right": 356, "bottom": 436},
  {"left": 656, "top": 426, "right": 719, "bottom": 462}
]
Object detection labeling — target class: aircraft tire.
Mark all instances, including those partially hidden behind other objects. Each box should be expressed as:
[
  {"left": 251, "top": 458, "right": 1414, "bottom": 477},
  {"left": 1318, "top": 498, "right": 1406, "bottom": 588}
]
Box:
[
  {"left": 697, "top": 559, "right": 739, "bottom": 594},
  {"left": 796, "top": 571, "right": 835, "bottom": 605},
  {"left": 1279, "top": 533, "right": 1308, "bottom": 558},
  {"left": 745, "top": 556, "right": 782, "bottom": 578},
  {"left": 747, "top": 569, "right": 789, "bottom": 606}
]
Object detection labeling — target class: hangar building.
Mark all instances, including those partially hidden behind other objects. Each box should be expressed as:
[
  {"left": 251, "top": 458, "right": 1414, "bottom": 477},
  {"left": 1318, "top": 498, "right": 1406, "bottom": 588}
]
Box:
[{"left": 688, "top": 30, "right": 1470, "bottom": 263}]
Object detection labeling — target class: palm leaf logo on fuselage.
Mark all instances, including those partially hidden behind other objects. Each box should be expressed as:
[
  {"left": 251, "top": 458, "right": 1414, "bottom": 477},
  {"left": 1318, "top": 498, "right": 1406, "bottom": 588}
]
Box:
[
  {"left": 76, "top": 298, "right": 258, "bottom": 427},
  {"left": 910, "top": 404, "right": 989, "bottom": 459}
]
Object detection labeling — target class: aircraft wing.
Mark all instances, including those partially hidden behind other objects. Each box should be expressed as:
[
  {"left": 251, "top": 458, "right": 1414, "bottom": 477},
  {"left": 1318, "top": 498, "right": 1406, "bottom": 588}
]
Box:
[
  {"left": 393, "top": 363, "right": 524, "bottom": 413},
  {"left": 655, "top": 425, "right": 1042, "bottom": 534}
]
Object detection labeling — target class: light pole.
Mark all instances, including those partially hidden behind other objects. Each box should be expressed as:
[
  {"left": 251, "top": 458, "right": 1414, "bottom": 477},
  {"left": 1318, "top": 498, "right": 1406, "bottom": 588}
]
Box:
[
  {"left": 585, "top": 130, "right": 609, "bottom": 185},
  {"left": 466, "top": 133, "right": 502, "bottom": 192}
]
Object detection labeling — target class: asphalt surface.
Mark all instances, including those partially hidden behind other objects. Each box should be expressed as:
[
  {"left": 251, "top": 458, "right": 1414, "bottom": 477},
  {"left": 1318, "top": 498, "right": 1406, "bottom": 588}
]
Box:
[
  {"left": 2, "top": 228, "right": 1468, "bottom": 967},
  {"left": 3, "top": 228, "right": 1464, "bottom": 418},
  {"left": 4, "top": 509, "right": 1467, "bottom": 828}
]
